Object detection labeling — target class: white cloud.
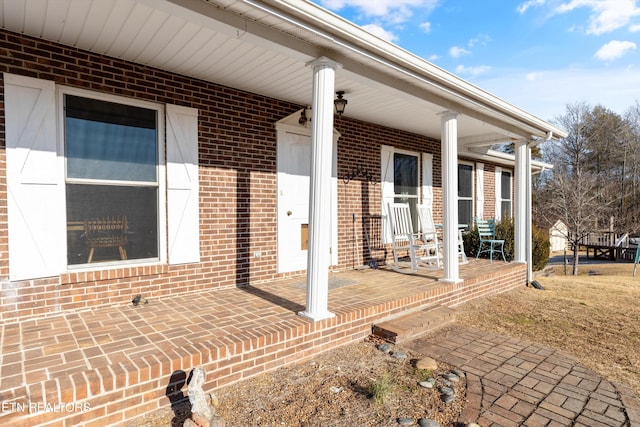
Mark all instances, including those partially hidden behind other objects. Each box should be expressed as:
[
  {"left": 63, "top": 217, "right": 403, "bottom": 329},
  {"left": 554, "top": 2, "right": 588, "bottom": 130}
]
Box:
[
  {"left": 468, "top": 33, "right": 491, "bottom": 48},
  {"left": 526, "top": 72, "right": 544, "bottom": 81},
  {"left": 318, "top": 0, "right": 438, "bottom": 22},
  {"left": 517, "top": 0, "right": 547, "bottom": 14},
  {"left": 476, "top": 66, "right": 640, "bottom": 121},
  {"left": 555, "top": 0, "right": 640, "bottom": 35},
  {"left": 361, "top": 23, "right": 398, "bottom": 42},
  {"left": 419, "top": 21, "right": 432, "bottom": 33},
  {"left": 428, "top": 54, "right": 440, "bottom": 61},
  {"left": 449, "top": 46, "right": 471, "bottom": 58},
  {"left": 630, "top": 24, "right": 640, "bottom": 32},
  {"left": 594, "top": 40, "right": 637, "bottom": 61},
  {"left": 455, "top": 64, "right": 491, "bottom": 76}
]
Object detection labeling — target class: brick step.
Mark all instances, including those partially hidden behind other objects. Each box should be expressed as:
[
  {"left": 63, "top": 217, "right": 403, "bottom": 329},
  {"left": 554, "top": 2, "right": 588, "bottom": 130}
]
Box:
[{"left": 372, "top": 305, "right": 455, "bottom": 344}]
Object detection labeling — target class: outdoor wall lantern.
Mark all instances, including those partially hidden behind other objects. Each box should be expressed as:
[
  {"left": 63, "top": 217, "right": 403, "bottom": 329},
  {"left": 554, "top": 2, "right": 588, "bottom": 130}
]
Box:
[{"left": 334, "top": 91, "right": 348, "bottom": 116}]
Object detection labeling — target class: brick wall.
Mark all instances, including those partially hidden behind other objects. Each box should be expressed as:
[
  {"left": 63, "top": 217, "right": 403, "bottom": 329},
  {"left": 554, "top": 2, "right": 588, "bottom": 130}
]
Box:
[{"left": 0, "top": 30, "right": 512, "bottom": 324}]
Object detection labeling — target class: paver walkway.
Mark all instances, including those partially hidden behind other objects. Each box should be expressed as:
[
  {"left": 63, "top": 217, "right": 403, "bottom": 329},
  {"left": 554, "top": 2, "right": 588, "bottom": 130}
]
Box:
[{"left": 405, "top": 325, "right": 640, "bottom": 427}]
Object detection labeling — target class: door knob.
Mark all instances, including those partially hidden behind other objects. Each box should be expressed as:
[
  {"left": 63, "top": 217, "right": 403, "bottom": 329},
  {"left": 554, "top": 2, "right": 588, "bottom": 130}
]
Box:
[{"left": 287, "top": 210, "right": 292, "bottom": 216}]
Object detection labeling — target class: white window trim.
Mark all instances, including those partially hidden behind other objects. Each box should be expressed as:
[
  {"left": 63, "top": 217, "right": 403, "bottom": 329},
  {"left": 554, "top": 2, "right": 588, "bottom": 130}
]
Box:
[
  {"left": 57, "top": 86, "right": 168, "bottom": 269},
  {"left": 497, "top": 169, "right": 513, "bottom": 220},
  {"left": 382, "top": 145, "right": 430, "bottom": 243},
  {"left": 458, "top": 161, "right": 474, "bottom": 224}
]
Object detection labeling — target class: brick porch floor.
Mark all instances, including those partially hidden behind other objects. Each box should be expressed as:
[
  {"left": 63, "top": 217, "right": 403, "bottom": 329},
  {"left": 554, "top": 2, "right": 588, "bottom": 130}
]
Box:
[{"left": 0, "top": 259, "right": 526, "bottom": 426}]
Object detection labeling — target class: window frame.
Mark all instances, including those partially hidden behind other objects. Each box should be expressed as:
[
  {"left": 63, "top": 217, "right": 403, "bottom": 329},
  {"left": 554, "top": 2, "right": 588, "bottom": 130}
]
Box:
[
  {"left": 57, "top": 86, "right": 168, "bottom": 269},
  {"left": 499, "top": 169, "right": 513, "bottom": 219},
  {"left": 457, "top": 161, "right": 474, "bottom": 227},
  {"left": 392, "top": 149, "right": 420, "bottom": 230}
]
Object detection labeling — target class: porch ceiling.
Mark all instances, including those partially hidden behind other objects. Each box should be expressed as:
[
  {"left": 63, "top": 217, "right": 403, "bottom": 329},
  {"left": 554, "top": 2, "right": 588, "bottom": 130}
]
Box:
[{"left": 0, "top": 0, "right": 567, "bottom": 146}]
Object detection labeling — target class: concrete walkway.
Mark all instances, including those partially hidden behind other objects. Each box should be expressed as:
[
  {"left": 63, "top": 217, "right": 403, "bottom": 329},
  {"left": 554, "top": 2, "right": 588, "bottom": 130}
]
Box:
[{"left": 405, "top": 326, "right": 640, "bottom": 427}]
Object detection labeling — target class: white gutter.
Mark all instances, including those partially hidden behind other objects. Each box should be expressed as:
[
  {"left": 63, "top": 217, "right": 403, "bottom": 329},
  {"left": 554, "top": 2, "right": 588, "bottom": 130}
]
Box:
[{"left": 245, "top": 0, "right": 568, "bottom": 140}]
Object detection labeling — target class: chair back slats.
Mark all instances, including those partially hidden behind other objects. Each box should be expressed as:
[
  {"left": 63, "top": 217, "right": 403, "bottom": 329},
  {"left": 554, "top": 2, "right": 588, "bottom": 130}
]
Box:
[
  {"left": 84, "top": 216, "right": 128, "bottom": 248},
  {"left": 388, "top": 203, "right": 414, "bottom": 242},
  {"left": 476, "top": 219, "right": 496, "bottom": 238}
]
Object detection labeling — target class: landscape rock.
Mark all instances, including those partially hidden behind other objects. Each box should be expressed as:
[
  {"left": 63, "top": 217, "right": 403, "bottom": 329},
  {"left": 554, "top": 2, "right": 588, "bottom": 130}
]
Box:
[
  {"left": 415, "top": 356, "right": 438, "bottom": 370},
  {"left": 418, "top": 419, "right": 440, "bottom": 427},
  {"left": 377, "top": 343, "right": 392, "bottom": 353},
  {"left": 391, "top": 351, "right": 408, "bottom": 360}
]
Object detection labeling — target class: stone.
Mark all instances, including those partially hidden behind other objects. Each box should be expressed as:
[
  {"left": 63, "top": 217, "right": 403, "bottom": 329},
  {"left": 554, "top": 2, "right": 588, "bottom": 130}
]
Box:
[
  {"left": 415, "top": 357, "right": 438, "bottom": 370},
  {"left": 187, "top": 367, "right": 214, "bottom": 426},
  {"left": 442, "top": 393, "right": 455, "bottom": 404},
  {"left": 418, "top": 381, "right": 434, "bottom": 389},
  {"left": 452, "top": 369, "right": 466, "bottom": 378},
  {"left": 444, "top": 372, "right": 459, "bottom": 382},
  {"left": 466, "top": 424, "right": 480, "bottom": 427},
  {"left": 397, "top": 418, "right": 414, "bottom": 425},
  {"left": 418, "top": 419, "right": 440, "bottom": 427},
  {"left": 440, "top": 386, "right": 454, "bottom": 396},
  {"left": 391, "top": 351, "right": 407, "bottom": 360},
  {"left": 377, "top": 343, "right": 392, "bottom": 353}
]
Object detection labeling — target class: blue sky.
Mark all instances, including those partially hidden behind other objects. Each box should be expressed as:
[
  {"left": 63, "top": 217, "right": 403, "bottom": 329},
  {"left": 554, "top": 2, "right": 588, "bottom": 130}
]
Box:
[{"left": 310, "top": 0, "right": 640, "bottom": 122}]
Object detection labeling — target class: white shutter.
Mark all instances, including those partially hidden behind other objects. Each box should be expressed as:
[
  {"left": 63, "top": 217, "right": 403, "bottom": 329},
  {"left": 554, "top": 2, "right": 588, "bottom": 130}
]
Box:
[
  {"left": 166, "top": 104, "right": 200, "bottom": 264},
  {"left": 421, "top": 153, "right": 433, "bottom": 210},
  {"left": 5, "top": 73, "right": 65, "bottom": 280},
  {"left": 475, "top": 162, "right": 484, "bottom": 220},
  {"left": 495, "top": 166, "right": 502, "bottom": 221},
  {"left": 380, "top": 145, "right": 394, "bottom": 243}
]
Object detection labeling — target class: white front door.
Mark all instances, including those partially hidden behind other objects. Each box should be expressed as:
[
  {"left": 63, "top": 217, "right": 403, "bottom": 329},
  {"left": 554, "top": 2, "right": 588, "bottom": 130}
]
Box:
[{"left": 277, "top": 129, "right": 338, "bottom": 273}]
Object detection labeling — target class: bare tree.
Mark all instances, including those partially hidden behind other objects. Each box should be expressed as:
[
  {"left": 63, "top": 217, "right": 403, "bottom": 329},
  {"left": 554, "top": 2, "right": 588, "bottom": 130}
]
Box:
[{"left": 537, "top": 170, "right": 613, "bottom": 274}]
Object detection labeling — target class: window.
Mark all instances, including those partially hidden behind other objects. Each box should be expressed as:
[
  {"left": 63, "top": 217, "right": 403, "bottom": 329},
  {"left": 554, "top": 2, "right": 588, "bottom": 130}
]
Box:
[
  {"left": 393, "top": 152, "right": 419, "bottom": 230},
  {"left": 500, "top": 170, "right": 512, "bottom": 218},
  {"left": 64, "top": 95, "right": 159, "bottom": 265},
  {"left": 6, "top": 74, "right": 198, "bottom": 281},
  {"left": 458, "top": 163, "right": 474, "bottom": 226}
]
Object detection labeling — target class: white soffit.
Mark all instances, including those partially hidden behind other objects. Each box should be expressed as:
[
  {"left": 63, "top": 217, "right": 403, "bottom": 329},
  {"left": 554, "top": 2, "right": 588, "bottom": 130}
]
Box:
[{"left": 0, "top": 0, "right": 566, "bottom": 143}]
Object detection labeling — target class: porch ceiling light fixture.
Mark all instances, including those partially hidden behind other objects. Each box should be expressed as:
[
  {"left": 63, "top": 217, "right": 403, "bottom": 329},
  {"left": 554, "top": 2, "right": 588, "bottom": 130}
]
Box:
[{"left": 334, "top": 91, "right": 348, "bottom": 116}]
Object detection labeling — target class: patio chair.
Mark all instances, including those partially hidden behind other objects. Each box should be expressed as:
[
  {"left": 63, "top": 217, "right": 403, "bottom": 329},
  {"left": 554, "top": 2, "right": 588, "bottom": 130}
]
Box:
[
  {"left": 387, "top": 203, "right": 440, "bottom": 273},
  {"left": 84, "top": 216, "right": 128, "bottom": 263},
  {"left": 416, "top": 204, "right": 442, "bottom": 268},
  {"left": 476, "top": 218, "right": 505, "bottom": 262}
]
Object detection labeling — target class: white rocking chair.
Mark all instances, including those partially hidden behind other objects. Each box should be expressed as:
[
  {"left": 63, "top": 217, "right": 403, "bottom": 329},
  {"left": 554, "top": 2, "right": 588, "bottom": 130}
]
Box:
[
  {"left": 417, "top": 204, "right": 442, "bottom": 269},
  {"left": 387, "top": 203, "right": 441, "bottom": 273}
]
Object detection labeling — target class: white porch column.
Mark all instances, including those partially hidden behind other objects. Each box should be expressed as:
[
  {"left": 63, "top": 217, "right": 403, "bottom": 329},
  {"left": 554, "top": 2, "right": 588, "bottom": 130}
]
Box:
[
  {"left": 299, "top": 57, "right": 339, "bottom": 322},
  {"left": 525, "top": 145, "right": 533, "bottom": 282},
  {"left": 440, "top": 111, "right": 462, "bottom": 283},
  {"left": 514, "top": 139, "right": 527, "bottom": 263}
]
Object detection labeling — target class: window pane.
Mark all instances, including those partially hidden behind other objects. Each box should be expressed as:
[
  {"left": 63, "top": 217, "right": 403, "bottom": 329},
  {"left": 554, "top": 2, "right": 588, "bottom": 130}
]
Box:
[
  {"left": 394, "top": 153, "right": 418, "bottom": 196},
  {"left": 65, "top": 95, "right": 157, "bottom": 182},
  {"left": 66, "top": 184, "right": 158, "bottom": 265},
  {"left": 458, "top": 200, "right": 473, "bottom": 226},
  {"left": 501, "top": 201, "right": 511, "bottom": 218},
  {"left": 458, "top": 164, "right": 473, "bottom": 197},
  {"left": 501, "top": 171, "right": 511, "bottom": 200}
]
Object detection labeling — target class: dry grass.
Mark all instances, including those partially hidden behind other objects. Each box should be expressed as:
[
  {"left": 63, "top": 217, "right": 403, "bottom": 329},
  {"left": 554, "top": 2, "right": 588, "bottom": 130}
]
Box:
[{"left": 455, "top": 262, "right": 640, "bottom": 397}]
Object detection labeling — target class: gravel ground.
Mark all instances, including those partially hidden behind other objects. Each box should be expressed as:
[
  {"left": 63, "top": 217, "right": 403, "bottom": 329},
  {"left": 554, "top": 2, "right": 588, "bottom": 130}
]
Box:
[{"left": 127, "top": 336, "right": 466, "bottom": 427}]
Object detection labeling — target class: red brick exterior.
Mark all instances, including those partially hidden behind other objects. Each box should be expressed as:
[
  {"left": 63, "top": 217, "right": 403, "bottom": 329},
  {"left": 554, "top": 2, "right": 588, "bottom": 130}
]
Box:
[
  {"left": 0, "top": 30, "right": 514, "bottom": 323},
  {"left": 0, "top": 29, "right": 524, "bottom": 427}
]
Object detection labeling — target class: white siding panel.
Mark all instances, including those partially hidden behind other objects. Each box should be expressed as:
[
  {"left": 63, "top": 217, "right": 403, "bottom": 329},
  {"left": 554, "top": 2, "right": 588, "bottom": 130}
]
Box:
[
  {"left": 166, "top": 104, "right": 200, "bottom": 265},
  {"left": 5, "top": 73, "right": 65, "bottom": 281}
]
